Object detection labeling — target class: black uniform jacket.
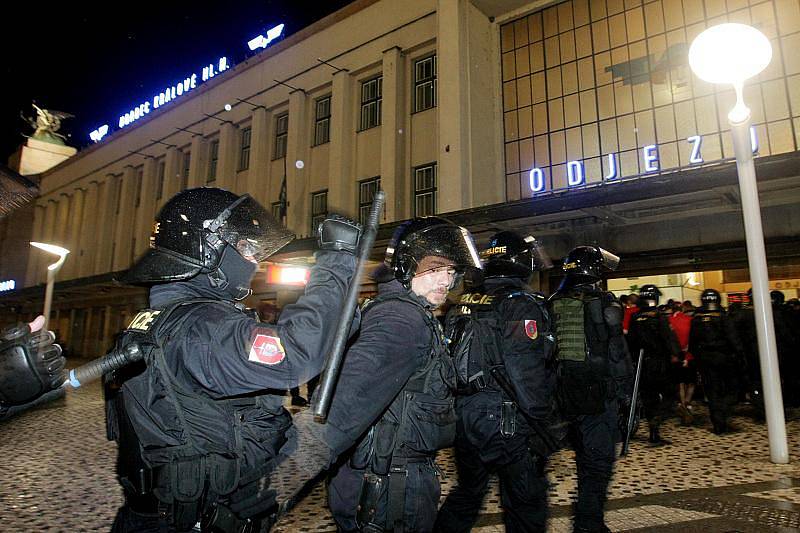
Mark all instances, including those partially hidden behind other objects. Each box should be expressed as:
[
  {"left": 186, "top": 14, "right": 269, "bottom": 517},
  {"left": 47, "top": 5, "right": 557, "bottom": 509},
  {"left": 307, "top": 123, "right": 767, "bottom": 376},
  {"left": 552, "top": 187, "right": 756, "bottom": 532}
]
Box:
[
  {"left": 453, "top": 277, "right": 555, "bottom": 461},
  {"left": 147, "top": 250, "right": 357, "bottom": 397}
]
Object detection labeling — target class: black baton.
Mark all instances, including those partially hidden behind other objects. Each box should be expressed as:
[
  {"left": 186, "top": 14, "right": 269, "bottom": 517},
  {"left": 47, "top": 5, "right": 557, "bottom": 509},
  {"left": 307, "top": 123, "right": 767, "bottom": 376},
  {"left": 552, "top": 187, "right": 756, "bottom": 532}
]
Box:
[
  {"left": 312, "top": 190, "right": 385, "bottom": 420},
  {"left": 621, "top": 348, "right": 644, "bottom": 457},
  {"left": 64, "top": 343, "right": 143, "bottom": 389}
]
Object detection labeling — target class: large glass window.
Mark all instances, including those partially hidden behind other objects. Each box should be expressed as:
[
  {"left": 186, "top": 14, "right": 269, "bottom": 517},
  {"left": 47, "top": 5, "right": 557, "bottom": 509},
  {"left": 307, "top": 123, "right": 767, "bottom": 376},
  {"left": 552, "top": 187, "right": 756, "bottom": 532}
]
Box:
[
  {"left": 414, "top": 55, "right": 437, "bottom": 112},
  {"left": 360, "top": 77, "right": 382, "bottom": 131},
  {"left": 500, "top": 0, "right": 799, "bottom": 200},
  {"left": 414, "top": 164, "right": 437, "bottom": 217},
  {"left": 310, "top": 190, "right": 328, "bottom": 235},
  {"left": 207, "top": 139, "right": 219, "bottom": 183},
  {"left": 239, "top": 126, "right": 251, "bottom": 170},
  {"left": 358, "top": 177, "right": 381, "bottom": 225},
  {"left": 274, "top": 113, "right": 288, "bottom": 159},
  {"left": 314, "top": 96, "right": 331, "bottom": 146}
]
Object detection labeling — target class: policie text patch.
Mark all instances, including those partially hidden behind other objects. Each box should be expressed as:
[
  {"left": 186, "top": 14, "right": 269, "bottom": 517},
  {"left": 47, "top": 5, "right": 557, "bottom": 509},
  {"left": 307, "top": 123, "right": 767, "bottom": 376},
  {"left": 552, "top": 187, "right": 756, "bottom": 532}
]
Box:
[{"left": 248, "top": 333, "right": 286, "bottom": 365}]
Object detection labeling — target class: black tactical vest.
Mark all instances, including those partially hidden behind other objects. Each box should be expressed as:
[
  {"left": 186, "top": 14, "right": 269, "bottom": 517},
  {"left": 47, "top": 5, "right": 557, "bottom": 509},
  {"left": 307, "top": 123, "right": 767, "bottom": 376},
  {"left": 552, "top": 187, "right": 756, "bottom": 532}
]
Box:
[
  {"left": 447, "top": 286, "right": 552, "bottom": 397},
  {"left": 551, "top": 290, "right": 619, "bottom": 416},
  {"left": 693, "top": 310, "right": 729, "bottom": 352},
  {"left": 350, "top": 293, "right": 455, "bottom": 475},
  {"left": 107, "top": 299, "right": 290, "bottom": 519}
]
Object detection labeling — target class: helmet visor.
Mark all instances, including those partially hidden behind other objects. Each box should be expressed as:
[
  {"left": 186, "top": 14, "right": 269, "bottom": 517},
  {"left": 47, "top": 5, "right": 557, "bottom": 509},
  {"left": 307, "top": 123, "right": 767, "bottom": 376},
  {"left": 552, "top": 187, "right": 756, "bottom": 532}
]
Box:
[
  {"left": 406, "top": 225, "right": 482, "bottom": 276},
  {"left": 523, "top": 235, "right": 553, "bottom": 271},
  {"left": 598, "top": 247, "right": 620, "bottom": 272},
  {"left": 216, "top": 195, "right": 295, "bottom": 261}
]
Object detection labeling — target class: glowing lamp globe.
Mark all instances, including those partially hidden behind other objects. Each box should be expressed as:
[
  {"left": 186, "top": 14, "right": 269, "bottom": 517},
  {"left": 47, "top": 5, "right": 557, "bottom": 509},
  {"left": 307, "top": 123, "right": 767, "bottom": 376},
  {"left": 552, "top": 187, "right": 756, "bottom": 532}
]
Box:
[{"left": 689, "top": 23, "right": 772, "bottom": 84}]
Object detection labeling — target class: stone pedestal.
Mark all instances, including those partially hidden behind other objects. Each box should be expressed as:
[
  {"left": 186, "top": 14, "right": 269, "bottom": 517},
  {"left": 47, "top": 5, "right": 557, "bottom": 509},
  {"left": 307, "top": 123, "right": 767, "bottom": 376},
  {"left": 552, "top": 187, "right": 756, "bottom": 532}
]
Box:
[{"left": 8, "top": 138, "right": 77, "bottom": 176}]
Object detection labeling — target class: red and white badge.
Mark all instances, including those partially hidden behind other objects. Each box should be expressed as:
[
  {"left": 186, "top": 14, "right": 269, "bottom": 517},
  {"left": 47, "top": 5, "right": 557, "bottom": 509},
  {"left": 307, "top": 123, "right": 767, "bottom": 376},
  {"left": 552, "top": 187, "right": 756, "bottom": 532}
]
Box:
[
  {"left": 524, "top": 319, "right": 538, "bottom": 340},
  {"left": 248, "top": 333, "right": 286, "bottom": 365}
]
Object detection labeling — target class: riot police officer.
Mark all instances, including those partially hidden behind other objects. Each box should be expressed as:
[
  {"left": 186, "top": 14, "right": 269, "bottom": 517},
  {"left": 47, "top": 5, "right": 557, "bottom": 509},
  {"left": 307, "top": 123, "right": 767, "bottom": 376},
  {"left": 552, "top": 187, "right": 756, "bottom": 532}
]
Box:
[
  {"left": 0, "top": 315, "right": 65, "bottom": 422},
  {"left": 550, "top": 246, "right": 631, "bottom": 533},
  {"left": 435, "top": 231, "right": 556, "bottom": 533},
  {"left": 107, "top": 187, "right": 362, "bottom": 532},
  {"left": 689, "top": 289, "right": 742, "bottom": 434},
  {"left": 626, "top": 284, "right": 680, "bottom": 445},
  {"left": 228, "top": 217, "right": 483, "bottom": 532}
]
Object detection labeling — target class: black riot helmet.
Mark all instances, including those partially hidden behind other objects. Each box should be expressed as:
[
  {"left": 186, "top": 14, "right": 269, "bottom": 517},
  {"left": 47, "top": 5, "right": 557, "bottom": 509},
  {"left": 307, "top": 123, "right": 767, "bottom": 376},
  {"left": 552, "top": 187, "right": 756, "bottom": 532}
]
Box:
[
  {"left": 771, "top": 290, "right": 785, "bottom": 305},
  {"left": 638, "top": 284, "right": 662, "bottom": 308},
  {"left": 385, "top": 217, "right": 482, "bottom": 288},
  {"left": 558, "top": 245, "right": 619, "bottom": 291},
  {"left": 480, "top": 231, "right": 552, "bottom": 279},
  {"left": 701, "top": 288, "right": 722, "bottom": 311},
  {"left": 122, "top": 188, "right": 294, "bottom": 289}
]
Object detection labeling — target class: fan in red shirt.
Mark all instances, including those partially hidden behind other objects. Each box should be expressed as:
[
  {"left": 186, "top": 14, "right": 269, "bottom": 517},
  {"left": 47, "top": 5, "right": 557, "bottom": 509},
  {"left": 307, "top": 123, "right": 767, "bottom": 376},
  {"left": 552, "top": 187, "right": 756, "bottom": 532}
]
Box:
[
  {"left": 669, "top": 302, "right": 696, "bottom": 424},
  {"left": 622, "top": 293, "right": 639, "bottom": 335}
]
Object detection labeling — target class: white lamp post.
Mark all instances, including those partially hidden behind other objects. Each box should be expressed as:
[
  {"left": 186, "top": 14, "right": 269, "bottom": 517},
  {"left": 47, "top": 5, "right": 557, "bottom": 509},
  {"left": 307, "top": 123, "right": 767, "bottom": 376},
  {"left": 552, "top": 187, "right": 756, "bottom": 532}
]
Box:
[
  {"left": 30, "top": 242, "right": 70, "bottom": 332},
  {"left": 689, "top": 23, "right": 788, "bottom": 464}
]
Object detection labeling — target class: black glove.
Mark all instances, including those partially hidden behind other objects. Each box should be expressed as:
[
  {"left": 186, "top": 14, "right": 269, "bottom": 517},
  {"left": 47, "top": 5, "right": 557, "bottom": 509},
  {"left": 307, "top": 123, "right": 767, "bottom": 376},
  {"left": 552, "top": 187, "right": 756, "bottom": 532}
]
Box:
[
  {"left": 0, "top": 322, "right": 65, "bottom": 410},
  {"left": 317, "top": 214, "right": 362, "bottom": 254}
]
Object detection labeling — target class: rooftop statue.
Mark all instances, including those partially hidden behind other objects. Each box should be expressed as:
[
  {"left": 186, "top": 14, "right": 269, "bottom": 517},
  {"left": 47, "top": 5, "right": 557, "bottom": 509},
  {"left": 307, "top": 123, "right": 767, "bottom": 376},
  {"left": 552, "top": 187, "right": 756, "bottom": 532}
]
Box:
[{"left": 23, "top": 103, "right": 73, "bottom": 145}]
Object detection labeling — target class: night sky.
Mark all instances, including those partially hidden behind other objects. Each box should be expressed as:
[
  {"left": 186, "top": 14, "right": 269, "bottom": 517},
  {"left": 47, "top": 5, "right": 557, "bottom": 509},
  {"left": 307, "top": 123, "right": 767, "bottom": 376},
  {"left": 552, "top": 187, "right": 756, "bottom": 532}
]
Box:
[{"left": 1, "top": 1, "right": 355, "bottom": 164}]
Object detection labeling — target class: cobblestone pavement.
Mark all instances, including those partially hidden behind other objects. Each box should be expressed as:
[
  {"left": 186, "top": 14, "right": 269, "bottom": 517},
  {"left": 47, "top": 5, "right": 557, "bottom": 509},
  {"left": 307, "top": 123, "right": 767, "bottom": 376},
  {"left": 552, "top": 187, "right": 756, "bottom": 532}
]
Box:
[{"left": 1, "top": 377, "right": 799, "bottom": 532}]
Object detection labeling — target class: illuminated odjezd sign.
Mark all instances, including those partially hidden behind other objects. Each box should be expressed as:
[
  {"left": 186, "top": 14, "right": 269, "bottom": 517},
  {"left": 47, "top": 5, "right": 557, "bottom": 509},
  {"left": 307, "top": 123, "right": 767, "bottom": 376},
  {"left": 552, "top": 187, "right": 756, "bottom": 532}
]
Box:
[
  {"left": 89, "top": 57, "right": 230, "bottom": 142},
  {"left": 528, "top": 128, "right": 759, "bottom": 193},
  {"left": 0, "top": 279, "right": 16, "bottom": 292}
]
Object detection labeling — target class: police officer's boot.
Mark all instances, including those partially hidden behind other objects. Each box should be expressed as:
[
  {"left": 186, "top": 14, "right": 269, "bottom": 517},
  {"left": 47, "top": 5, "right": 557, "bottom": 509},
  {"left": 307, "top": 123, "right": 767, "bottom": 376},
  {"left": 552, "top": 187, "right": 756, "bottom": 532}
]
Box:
[{"left": 648, "top": 427, "right": 670, "bottom": 446}]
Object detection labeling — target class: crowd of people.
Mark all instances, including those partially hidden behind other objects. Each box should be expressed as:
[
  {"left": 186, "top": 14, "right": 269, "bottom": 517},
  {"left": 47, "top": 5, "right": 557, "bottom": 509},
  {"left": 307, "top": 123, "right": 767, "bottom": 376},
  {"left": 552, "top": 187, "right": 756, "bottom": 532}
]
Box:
[{"left": 620, "top": 287, "right": 800, "bottom": 438}]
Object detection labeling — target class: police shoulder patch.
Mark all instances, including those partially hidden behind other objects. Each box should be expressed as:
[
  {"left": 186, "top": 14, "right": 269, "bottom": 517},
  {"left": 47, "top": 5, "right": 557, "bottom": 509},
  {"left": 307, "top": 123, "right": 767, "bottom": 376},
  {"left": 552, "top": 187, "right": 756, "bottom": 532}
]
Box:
[
  {"left": 524, "top": 319, "right": 538, "bottom": 340},
  {"left": 248, "top": 329, "right": 286, "bottom": 365}
]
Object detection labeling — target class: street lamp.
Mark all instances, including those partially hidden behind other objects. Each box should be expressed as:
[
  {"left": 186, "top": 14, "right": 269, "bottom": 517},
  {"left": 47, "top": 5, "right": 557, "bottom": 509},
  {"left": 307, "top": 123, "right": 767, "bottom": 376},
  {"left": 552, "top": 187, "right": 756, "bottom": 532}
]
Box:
[
  {"left": 30, "top": 242, "right": 70, "bottom": 332},
  {"left": 689, "top": 23, "right": 788, "bottom": 464}
]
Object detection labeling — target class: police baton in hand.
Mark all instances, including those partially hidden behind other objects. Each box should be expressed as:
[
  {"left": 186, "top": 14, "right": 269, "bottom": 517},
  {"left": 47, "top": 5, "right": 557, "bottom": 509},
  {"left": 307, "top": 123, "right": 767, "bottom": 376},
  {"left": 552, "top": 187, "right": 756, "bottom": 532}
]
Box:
[
  {"left": 313, "top": 190, "right": 385, "bottom": 420},
  {"left": 63, "top": 343, "right": 143, "bottom": 390},
  {"left": 621, "top": 348, "right": 644, "bottom": 457}
]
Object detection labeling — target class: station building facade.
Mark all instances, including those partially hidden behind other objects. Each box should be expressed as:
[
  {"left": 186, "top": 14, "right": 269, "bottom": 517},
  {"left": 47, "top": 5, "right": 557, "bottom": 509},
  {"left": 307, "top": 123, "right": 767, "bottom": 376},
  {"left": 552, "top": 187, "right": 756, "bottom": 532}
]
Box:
[{"left": 1, "top": 0, "right": 800, "bottom": 357}]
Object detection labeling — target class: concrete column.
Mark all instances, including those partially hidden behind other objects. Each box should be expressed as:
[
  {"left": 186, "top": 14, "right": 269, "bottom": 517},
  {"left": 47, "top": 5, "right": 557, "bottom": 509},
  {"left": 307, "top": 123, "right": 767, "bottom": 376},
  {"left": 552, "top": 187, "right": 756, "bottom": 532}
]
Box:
[
  {"left": 77, "top": 182, "right": 99, "bottom": 279},
  {"left": 136, "top": 158, "right": 158, "bottom": 259},
  {"left": 24, "top": 203, "right": 46, "bottom": 287},
  {"left": 328, "top": 70, "right": 355, "bottom": 214},
  {"left": 188, "top": 135, "right": 207, "bottom": 189},
  {"left": 94, "top": 175, "right": 117, "bottom": 274},
  {"left": 161, "top": 146, "right": 181, "bottom": 207},
  {"left": 437, "top": 0, "right": 471, "bottom": 212},
  {"left": 217, "top": 122, "right": 237, "bottom": 190},
  {"left": 247, "top": 107, "right": 273, "bottom": 204},
  {"left": 54, "top": 193, "right": 72, "bottom": 247},
  {"left": 380, "top": 46, "right": 405, "bottom": 222},
  {"left": 64, "top": 187, "right": 86, "bottom": 280},
  {"left": 286, "top": 90, "right": 310, "bottom": 236},
  {"left": 113, "top": 166, "right": 138, "bottom": 271},
  {"left": 36, "top": 200, "right": 59, "bottom": 285},
  {"left": 81, "top": 307, "right": 94, "bottom": 357}
]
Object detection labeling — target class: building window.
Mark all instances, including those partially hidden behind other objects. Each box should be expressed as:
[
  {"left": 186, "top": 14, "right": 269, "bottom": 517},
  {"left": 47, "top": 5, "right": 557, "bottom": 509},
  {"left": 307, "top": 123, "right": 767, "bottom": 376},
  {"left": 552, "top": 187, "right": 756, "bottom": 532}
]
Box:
[
  {"left": 239, "top": 126, "right": 251, "bottom": 171},
  {"left": 414, "top": 163, "right": 437, "bottom": 216},
  {"left": 414, "top": 55, "right": 437, "bottom": 112},
  {"left": 274, "top": 113, "right": 288, "bottom": 159},
  {"left": 310, "top": 190, "right": 328, "bottom": 235},
  {"left": 314, "top": 96, "right": 331, "bottom": 146},
  {"left": 181, "top": 150, "right": 191, "bottom": 190},
  {"left": 156, "top": 160, "right": 166, "bottom": 200},
  {"left": 358, "top": 177, "right": 381, "bottom": 225},
  {"left": 135, "top": 167, "right": 144, "bottom": 207},
  {"left": 359, "top": 77, "right": 382, "bottom": 131},
  {"left": 207, "top": 139, "right": 219, "bottom": 183},
  {"left": 271, "top": 201, "right": 282, "bottom": 221}
]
